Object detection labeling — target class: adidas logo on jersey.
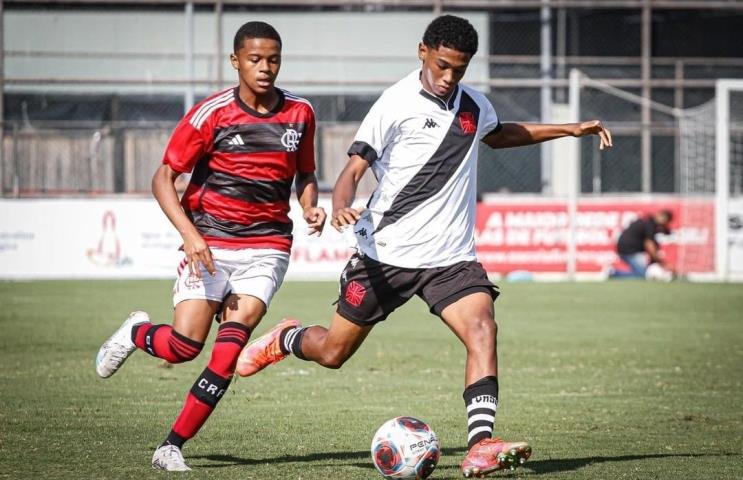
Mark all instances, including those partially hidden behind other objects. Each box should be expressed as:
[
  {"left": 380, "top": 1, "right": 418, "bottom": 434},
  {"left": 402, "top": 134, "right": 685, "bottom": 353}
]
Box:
[
  {"left": 227, "top": 134, "right": 245, "bottom": 146},
  {"left": 423, "top": 118, "right": 439, "bottom": 129}
]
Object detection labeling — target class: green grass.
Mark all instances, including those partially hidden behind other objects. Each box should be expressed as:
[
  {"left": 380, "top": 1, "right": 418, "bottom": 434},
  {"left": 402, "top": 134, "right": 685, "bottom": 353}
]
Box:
[{"left": 0, "top": 280, "right": 742, "bottom": 479}]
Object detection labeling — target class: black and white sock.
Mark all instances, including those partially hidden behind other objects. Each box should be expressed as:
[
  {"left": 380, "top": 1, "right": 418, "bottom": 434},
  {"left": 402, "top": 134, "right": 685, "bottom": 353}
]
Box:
[
  {"left": 463, "top": 375, "right": 499, "bottom": 449},
  {"left": 279, "top": 326, "right": 309, "bottom": 360}
]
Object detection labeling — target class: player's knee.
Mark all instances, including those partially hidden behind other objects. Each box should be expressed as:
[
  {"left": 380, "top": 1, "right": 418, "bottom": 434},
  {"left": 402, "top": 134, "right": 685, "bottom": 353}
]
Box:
[
  {"left": 221, "top": 297, "right": 266, "bottom": 328},
  {"left": 475, "top": 315, "right": 497, "bottom": 335},
  {"left": 468, "top": 316, "right": 497, "bottom": 349}
]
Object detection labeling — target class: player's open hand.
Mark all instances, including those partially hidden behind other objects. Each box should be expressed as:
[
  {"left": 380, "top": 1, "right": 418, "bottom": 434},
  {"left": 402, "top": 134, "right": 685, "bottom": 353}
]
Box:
[
  {"left": 303, "top": 206, "right": 327, "bottom": 236},
  {"left": 575, "top": 120, "right": 613, "bottom": 150},
  {"left": 331, "top": 207, "right": 363, "bottom": 232},
  {"left": 182, "top": 230, "right": 216, "bottom": 278}
]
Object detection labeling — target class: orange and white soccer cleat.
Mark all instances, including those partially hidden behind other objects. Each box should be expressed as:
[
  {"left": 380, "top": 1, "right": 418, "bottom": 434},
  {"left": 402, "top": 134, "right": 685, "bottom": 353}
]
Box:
[
  {"left": 461, "top": 438, "right": 532, "bottom": 478},
  {"left": 235, "top": 318, "right": 301, "bottom": 377}
]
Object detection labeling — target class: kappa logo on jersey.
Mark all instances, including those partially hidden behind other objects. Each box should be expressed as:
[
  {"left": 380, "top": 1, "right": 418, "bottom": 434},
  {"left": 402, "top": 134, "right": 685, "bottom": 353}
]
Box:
[
  {"left": 281, "top": 128, "right": 302, "bottom": 152},
  {"left": 345, "top": 281, "right": 367, "bottom": 307},
  {"left": 227, "top": 134, "right": 245, "bottom": 146},
  {"left": 423, "top": 118, "right": 439, "bottom": 129},
  {"left": 459, "top": 112, "right": 477, "bottom": 135}
]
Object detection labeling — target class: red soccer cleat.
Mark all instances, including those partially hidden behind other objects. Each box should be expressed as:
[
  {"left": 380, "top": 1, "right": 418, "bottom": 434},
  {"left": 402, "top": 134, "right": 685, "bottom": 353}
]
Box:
[
  {"left": 461, "top": 438, "right": 532, "bottom": 478},
  {"left": 235, "top": 318, "right": 300, "bottom": 377}
]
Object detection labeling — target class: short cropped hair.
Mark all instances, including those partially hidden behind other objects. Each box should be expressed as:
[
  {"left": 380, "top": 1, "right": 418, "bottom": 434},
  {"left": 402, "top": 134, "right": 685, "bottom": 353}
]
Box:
[
  {"left": 233, "top": 21, "right": 282, "bottom": 53},
  {"left": 422, "top": 15, "right": 478, "bottom": 56},
  {"left": 659, "top": 209, "right": 673, "bottom": 222}
]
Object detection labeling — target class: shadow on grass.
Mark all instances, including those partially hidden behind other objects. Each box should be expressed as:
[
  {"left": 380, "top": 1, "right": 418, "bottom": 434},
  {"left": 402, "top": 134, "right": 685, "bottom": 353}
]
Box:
[
  {"left": 521, "top": 453, "right": 740, "bottom": 475},
  {"left": 190, "top": 447, "right": 465, "bottom": 468},
  {"left": 189, "top": 449, "right": 369, "bottom": 467},
  {"left": 191, "top": 450, "right": 739, "bottom": 476}
]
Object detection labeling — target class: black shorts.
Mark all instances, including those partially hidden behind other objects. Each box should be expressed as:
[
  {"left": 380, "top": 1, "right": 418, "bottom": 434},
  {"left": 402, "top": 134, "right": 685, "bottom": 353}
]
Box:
[{"left": 336, "top": 252, "right": 499, "bottom": 326}]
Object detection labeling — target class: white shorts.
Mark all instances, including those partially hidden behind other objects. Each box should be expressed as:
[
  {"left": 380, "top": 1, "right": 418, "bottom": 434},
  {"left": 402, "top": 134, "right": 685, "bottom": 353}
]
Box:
[{"left": 172, "top": 247, "right": 290, "bottom": 308}]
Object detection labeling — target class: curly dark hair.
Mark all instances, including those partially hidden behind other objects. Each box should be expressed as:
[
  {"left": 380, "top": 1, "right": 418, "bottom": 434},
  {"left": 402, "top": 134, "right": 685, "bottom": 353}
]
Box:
[
  {"left": 422, "top": 15, "right": 478, "bottom": 56},
  {"left": 233, "top": 21, "right": 282, "bottom": 53}
]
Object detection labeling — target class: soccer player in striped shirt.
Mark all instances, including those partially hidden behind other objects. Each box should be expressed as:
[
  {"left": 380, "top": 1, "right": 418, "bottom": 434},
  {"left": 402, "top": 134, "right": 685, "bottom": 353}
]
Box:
[
  {"left": 238, "top": 15, "right": 612, "bottom": 478},
  {"left": 95, "top": 21, "right": 326, "bottom": 471}
]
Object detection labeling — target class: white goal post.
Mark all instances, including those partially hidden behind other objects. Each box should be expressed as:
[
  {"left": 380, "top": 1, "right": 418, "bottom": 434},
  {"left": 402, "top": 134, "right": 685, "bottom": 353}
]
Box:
[{"left": 715, "top": 79, "right": 743, "bottom": 281}]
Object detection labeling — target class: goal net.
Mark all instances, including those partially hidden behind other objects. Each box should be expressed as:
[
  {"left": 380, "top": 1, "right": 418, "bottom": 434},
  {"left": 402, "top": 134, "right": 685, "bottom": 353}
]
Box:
[{"left": 678, "top": 80, "right": 743, "bottom": 280}]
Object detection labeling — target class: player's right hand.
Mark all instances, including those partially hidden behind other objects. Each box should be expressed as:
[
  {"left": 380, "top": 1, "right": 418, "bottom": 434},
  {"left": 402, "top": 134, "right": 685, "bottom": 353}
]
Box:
[
  {"left": 331, "top": 207, "right": 363, "bottom": 232},
  {"left": 182, "top": 231, "right": 216, "bottom": 278}
]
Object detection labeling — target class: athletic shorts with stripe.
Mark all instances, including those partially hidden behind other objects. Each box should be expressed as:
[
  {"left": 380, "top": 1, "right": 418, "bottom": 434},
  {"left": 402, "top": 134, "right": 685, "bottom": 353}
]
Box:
[
  {"left": 336, "top": 252, "right": 499, "bottom": 326},
  {"left": 173, "top": 247, "right": 289, "bottom": 309}
]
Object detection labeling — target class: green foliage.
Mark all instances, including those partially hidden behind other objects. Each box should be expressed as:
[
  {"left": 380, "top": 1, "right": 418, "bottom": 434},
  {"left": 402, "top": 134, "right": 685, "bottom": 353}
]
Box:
[{"left": 0, "top": 280, "right": 741, "bottom": 479}]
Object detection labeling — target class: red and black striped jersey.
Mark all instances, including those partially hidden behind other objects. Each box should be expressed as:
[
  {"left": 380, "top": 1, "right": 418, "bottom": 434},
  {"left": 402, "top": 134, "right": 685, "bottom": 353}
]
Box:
[{"left": 163, "top": 86, "right": 316, "bottom": 252}]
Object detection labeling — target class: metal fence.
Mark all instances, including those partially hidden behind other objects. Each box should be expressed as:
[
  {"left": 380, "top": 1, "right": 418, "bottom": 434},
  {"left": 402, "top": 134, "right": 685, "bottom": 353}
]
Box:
[{"left": 2, "top": 1, "right": 743, "bottom": 197}]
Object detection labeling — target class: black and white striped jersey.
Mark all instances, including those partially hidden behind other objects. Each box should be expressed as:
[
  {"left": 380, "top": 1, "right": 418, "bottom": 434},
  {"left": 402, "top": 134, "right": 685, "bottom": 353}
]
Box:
[{"left": 347, "top": 69, "right": 501, "bottom": 268}]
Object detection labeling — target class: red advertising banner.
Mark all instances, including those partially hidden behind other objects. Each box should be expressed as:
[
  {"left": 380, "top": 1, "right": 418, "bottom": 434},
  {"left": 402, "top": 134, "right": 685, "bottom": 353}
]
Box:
[{"left": 475, "top": 198, "right": 714, "bottom": 274}]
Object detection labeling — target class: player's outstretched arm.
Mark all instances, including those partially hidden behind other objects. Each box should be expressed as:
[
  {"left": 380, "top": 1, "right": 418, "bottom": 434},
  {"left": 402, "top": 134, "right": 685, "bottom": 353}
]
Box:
[
  {"left": 295, "top": 171, "right": 326, "bottom": 236},
  {"left": 331, "top": 154, "right": 369, "bottom": 232},
  {"left": 483, "top": 120, "right": 613, "bottom": 150},
  {"left": 151, "top": 163, "right": 215, "bottom": 278}
]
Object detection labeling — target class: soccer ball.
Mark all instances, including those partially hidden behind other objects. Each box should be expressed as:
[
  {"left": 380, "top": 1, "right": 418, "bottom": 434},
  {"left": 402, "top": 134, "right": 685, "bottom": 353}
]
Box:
[
  {"left": 645, "top": 263, "right": 674, "bottom": 282},
  {"left": 370, "top": 416, "right": 440, "bottom": 479}
]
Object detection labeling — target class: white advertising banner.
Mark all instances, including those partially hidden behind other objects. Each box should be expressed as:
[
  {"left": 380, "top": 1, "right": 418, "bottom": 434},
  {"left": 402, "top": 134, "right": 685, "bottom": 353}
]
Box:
[
  {"left": 0, "top": 198, "right": 354, "bottom": 280},
  {"left": 2, "top": 197, "right": 741, "bottom": 280}
]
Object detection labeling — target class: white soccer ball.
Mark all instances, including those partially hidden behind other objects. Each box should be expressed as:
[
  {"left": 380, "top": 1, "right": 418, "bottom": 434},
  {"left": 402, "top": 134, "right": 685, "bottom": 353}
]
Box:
[
  {"left": 645, "top": 263, "right": 674, "bottom": 282},
  {"left": 370, "top": 416, "right": 440, "bottom": 479}
]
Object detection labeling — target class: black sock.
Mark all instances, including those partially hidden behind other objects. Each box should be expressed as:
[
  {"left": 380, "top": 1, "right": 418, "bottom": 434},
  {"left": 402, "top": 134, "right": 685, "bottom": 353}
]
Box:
[
  {"left": 280, "top": 326, "right": 309, "bottom": 360},
  {"left": 463, "top": 375, "right": 499, "bottom": 449},
  {"left": 161, "top": 430, "right": 186, "bottom": 449}
]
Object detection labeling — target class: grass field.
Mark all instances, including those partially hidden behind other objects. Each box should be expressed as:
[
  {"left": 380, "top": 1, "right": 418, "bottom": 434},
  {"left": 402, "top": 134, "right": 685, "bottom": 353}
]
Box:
[{"left": 0, "top": 280, "right": 741, "bottom": 479}]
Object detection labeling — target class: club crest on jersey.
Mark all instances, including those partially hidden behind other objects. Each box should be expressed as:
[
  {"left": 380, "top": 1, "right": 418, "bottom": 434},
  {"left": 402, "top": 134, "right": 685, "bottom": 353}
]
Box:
[
  {"left": 281, "top": 128, "right": 302, "bottom": 152},
  {"left": 345, "top": 281, "right": 367, "bottom": 307},
  {"left": 459, "top": 112, "right": 477, "bottom": 135},
  {"left": 185, "top": 273, "right": 203, "bottom": 289}
]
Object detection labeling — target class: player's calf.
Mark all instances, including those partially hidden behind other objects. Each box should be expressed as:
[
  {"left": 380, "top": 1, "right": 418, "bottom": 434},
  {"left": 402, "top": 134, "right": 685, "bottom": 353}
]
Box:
[
  {"left": 132, "top": 323, "right": 204, "bottom": 364},
  {"left": 315, "top": 349, "right": 350, "bottom": 369}
]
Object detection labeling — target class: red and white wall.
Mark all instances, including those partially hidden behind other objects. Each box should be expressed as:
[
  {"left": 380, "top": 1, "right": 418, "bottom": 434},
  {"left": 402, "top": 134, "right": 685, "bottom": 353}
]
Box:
[
  {"left": 475, "top": 197, "right": 716, "bottom": 277},
  {"left": 0, "top": 196, "right": 739, "bottom": 280}
]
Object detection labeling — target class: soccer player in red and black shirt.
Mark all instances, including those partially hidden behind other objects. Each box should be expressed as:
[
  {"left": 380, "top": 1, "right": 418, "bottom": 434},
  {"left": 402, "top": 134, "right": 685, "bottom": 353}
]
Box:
[{"left": 95, "top": 21, "right": 326, "bottom": 471}]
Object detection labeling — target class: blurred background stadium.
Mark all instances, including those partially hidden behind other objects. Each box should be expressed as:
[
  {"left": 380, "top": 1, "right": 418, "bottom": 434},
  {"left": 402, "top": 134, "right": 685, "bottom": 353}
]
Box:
[{"left": 2, "top": 0, "right": 743, "bottom": 280}]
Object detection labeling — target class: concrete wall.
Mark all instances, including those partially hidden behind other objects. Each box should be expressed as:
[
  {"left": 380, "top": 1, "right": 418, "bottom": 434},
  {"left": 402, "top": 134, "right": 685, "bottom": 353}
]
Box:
[{"left": 6, "top": 10, "right": 490, "bottom": 95}]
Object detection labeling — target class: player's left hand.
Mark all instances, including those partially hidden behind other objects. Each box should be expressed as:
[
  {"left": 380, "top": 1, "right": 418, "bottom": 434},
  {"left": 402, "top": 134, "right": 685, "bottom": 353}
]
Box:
[
  {"left": 574, "top": 120, "right": 613, "bottom": 150},
  {"left": 303, "top": 206, "right": 327, "bottom": 236}
]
